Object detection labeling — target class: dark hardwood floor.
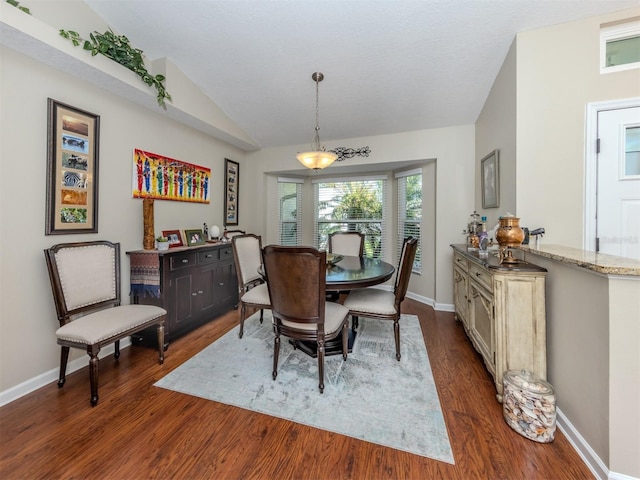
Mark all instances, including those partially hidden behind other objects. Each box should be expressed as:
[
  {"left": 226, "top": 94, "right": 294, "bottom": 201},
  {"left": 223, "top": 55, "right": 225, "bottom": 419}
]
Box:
[{"left": 0, "top": 299, "right": 594, "bottom": 479}]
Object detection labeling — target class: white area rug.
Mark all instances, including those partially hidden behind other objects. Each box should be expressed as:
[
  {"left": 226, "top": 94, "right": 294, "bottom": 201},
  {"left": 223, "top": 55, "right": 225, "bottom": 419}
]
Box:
[{"left": 155, "top": 312, "right": 454, "bottom": 464}]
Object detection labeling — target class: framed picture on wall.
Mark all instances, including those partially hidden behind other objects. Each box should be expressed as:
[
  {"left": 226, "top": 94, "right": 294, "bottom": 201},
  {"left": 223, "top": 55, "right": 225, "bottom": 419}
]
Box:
[
  {"left": 224, "top": 158, "right": 239, "bottom": 226},
  {"left": 45, "top": 99, "right": 100, "bottom": 234},
  {"left": 481, "top": 149, "right": 500, "bottom": 209}
]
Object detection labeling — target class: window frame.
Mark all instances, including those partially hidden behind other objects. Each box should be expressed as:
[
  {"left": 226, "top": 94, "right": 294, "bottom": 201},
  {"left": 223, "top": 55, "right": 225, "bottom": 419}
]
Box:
[
  {"left": 396, "top": 168, "right": 422, "bottom": 274},
  {"left": 277, "top": 177, "right": 303, "bottom": 246},
  {"left": 312, "top": 175, "right": 387, "bottom": 259},
  {"left": 600, "top": 19, "right": 640, "bottom": 74}
]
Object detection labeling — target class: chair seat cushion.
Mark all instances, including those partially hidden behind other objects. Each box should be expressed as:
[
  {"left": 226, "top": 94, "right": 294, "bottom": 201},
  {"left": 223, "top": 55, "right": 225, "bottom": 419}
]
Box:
[
  {"left": 56, "top": 304, "right": 166, "bottom": 344},
  {"left": 343, "top": 288, "right": 397, "bottom": 315},
  {"left": 241, "top": 283, "right": 270, "bottom": 307},
  {"left": 281, "top": 301, "right": 349, "bottom": 335}
]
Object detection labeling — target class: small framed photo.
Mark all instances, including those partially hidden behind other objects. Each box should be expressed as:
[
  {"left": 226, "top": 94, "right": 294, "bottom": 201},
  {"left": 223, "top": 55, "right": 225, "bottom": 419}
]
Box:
[
  {"left": 46, "top": 99, "right": 100, "bottom": 234},
  {"left": 162, "top": 229, "right": 183, "bottom": 248},
  {"left": 184, "top": 229, "right": 205, "bottom": 247},
  {"left": 481, "top": 149, "right": 500, "bottom": 209},
  {"left": 224, "top": 158, "right": 239, "bottom": 226}
]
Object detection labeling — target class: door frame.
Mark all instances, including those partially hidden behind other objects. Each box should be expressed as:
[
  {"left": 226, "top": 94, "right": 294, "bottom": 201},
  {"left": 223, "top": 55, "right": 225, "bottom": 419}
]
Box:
[{"left": 584, "top": 97, "right": 640, "bottom": 252}]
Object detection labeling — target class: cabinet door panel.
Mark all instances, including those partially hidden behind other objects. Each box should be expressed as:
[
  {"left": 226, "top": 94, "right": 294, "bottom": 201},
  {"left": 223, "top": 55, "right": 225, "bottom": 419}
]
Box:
[
  {"left": 199, "top": 263, "right": 218, "bottom": 314},
  {"left": 453, "top": 265, "right": 469, "bottom": 327},
  {"left": 217, "top": 261, "right": 236, "bottom": 306},
  {"left": 172, "top": 272, "right": 194, "bottom": 329},
  {"left": 470, "top": 280, "right": 495, "bottom": 376}
]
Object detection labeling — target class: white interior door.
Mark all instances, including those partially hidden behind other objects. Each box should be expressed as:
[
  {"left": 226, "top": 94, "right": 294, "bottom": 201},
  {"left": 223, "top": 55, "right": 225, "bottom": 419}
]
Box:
[{"left": 597, "top": 106, "right": 640, "bottom": 260}]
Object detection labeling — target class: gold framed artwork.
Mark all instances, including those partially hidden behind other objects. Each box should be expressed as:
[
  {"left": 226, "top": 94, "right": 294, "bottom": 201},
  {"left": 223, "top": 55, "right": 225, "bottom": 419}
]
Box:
[
  {"left": 224, "top": 158, "right": 239, "bottom": 226},
  {"left": 45, "top": 99, "right": 100, "bottom": 234},
  {"left": 481, "top": 149, "right": 500, "bottom": 209},
  {"left": 132, "top": 149, "right": 211, "bottom": 203}
]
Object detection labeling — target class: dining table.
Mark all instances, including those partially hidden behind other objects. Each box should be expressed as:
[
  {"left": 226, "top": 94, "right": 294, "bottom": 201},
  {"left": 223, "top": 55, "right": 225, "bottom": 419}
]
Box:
[{"left": 260, "top": 254, "right": 395, "bottom": 357}]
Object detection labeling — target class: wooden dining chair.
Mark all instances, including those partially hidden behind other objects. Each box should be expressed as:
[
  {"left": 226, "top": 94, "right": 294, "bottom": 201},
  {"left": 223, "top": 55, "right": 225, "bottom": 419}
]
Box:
[
  {"left": 231, "top": 234, "right": 271, "bottom": 338},
  {"left": 262, "top": 245, "right": 349, "bottom": 393},
  {"left": 343, "top": 237, "right": 418, "bottom": 360},
  {"left": 328, "top": 231, "right": 365, "bottom": 257},
  {"left": 44, "top": 241, "right": 167, "bottom": 406}
]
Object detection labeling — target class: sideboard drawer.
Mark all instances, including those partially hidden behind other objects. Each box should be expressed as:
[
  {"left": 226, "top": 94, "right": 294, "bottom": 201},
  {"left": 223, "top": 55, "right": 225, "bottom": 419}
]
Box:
[
  {"left": 198, "top": 249, "right": 219, "bottom": 264},
  {"left": 170, "top": 252, "right": 197, "bottom": 270},
  {"left": 218, "top": 246, "right": 234, "bottom": 261},
  {"left": 469, "top": 262, "right": 492, "bottom": 290},
  {"left": 454, "top": 251, "right": 468, "bottom": 271}
]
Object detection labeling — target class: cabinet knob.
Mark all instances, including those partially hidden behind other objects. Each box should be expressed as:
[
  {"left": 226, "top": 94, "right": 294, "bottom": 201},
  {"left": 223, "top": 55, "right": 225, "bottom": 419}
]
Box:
[
  {"left": 182, "top": 259, "right": 189, "bottom": 264},
  {"left": 475, "top": 272, "right": 481, "bottom": 277},
  {"left": 198, "top": 290, "right": 203, "bottom": 294},
  {"left": 192, "top": 292, "right": 197, "bottom": 296},
  {"left": 205, "top": 254, "right": 213, "bottom": 258}
]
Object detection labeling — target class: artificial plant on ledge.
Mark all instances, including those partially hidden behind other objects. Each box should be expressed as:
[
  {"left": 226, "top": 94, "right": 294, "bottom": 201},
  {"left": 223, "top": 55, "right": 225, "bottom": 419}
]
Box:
[
  {"left": 5, "top": 0, "right": 31, "bottom": 14},
  {"left": 59, "top": 28, "right": 172, "bottom": 108}
]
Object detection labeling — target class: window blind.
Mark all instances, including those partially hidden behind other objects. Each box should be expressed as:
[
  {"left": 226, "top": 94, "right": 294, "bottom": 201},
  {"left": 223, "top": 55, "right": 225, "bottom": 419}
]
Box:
[
  {"left": 313, "top": 175, "right": 387, "bottom": 258},
  {"left": 278, "top": 177, "right": 303, "bottom": 245},
  {"left": 396, "top": 169, "right": 422, "bottom": 273}
]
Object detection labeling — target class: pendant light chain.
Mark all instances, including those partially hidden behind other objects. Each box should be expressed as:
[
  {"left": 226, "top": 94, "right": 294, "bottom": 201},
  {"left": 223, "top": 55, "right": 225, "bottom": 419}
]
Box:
[{"left": 313, "top": 73, "right": 321, "bottom": 150}]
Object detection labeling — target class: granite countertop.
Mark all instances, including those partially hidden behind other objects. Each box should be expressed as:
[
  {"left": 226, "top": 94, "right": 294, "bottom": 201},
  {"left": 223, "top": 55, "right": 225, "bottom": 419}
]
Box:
[{"left": 518, "top": 244, "right": 640, "bottom": 277}]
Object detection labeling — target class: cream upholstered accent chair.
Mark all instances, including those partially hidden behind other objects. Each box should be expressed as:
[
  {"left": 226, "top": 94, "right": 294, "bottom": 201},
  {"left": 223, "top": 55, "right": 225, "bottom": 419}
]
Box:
[
  {"left": 343, "top": 237, "right": 418, "bottom": 361},
  {"left": 262, "top": 245, "right": 349, "bottom": 393},
  {"left": 328, "top": 231, "right": 365, "bottom": 257},
  {"left": 44, "top": 241, "right": 166, "bottom": 407},
  {"left": 231, "top": 234, "right": 271, "bottom": 338}
]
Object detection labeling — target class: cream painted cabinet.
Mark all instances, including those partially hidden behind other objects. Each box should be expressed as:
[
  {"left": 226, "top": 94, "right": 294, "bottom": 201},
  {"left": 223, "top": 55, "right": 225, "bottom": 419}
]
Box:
[{"left": 451, "top": 245, "right": 547, "bottom": 401}]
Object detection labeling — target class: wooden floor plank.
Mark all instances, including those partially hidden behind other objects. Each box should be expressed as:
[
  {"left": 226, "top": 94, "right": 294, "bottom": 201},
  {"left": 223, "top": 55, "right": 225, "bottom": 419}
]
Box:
[{"left": 0, "top": 300, "right": 594, "bottom": 479}]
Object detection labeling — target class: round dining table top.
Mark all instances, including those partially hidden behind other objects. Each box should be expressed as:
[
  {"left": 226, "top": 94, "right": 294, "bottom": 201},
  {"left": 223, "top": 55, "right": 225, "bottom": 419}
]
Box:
[{"left": 325, "top": 255, "right": 395, "bottom": 292}]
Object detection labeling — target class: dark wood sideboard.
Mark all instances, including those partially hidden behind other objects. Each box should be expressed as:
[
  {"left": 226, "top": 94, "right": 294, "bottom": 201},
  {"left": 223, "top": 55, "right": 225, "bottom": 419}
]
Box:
[{"left": 127, "top": 243, "right": 238, "bottom": 347}]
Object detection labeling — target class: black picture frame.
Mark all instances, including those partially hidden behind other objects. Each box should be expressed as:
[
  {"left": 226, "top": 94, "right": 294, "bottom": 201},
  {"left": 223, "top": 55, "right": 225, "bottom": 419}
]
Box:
[
  {"left": 481, "top": 149, "right": 499, "bottom": 209},
  {"left": 46, "top": 98, "right": 100, "bottom": 234},
  {"left": 224, "top": 158, "right": 239, "bottom": 226}
]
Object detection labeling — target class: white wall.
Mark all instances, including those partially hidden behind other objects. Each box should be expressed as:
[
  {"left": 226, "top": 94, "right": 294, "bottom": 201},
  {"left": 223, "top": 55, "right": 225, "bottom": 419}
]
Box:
[
  {"left": 245, "top": 126, "right": 476, "bottom": 308},
  {"left": 475, "top": 39, "right": 517, "bottom": 229},
  {"left": 0, "top": 46, "right": 245, "bottom": 393},
  {"left": 516, "top": 7, "right": 640, "bottom": 248}
]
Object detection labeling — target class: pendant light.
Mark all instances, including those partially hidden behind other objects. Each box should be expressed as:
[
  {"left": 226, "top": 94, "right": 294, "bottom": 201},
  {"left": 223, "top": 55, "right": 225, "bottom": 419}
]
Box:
[{"left": 296, "top": 72, "right": 338, "bottom": 170}]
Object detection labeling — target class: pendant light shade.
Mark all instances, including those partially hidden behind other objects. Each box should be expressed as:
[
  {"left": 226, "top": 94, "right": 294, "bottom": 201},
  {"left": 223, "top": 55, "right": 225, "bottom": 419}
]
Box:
[{"left": 296, "top": 72, "right": 337, "bottom": 170}]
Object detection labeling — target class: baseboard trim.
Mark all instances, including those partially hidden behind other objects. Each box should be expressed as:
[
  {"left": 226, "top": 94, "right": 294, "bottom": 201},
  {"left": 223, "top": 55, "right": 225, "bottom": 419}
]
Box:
[{"left": 0, "top": 339, "right": 129, "bottom": 408}]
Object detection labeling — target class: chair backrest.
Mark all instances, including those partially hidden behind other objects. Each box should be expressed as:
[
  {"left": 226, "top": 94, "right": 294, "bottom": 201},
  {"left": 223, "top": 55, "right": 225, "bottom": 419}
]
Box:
[
  {"left": 262, "top": 245, "right": 326, "bottom": 327},
  {"left": 393, "top": 237, "right": 418, "bottom": 306},
  {"left": 231, "top": 234, "right": 263, "bottom": 288},
  {"left": 225, "top": 229, "right": 246, "bottom": 239},
  {"left": 44, "top": 241, "right": 121, "bottom": 326},
  {"left": 328, "top": 231, "right": 365, "bottom": 257}
]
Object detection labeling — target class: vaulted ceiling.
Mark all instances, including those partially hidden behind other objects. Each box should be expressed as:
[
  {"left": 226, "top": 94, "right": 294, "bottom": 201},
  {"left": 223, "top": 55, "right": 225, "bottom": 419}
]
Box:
[{"left": 84, "top": 0, "right": 638, "bottom": 149}]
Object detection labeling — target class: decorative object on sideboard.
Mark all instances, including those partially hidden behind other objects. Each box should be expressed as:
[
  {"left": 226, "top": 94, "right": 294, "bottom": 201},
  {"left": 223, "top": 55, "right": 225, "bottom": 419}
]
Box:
[
  {"left": 132, "top": 149, "right": 211, "bottom": 204},
  {"left": 296, "top": 72, "right": 338, "bottom": 170},
  {"left": 496, "top": 214, "right": 525, "bottom": 264},
  {"left": 184, "top": 229, "right": 206, "bottom": 247},
  {"left": 224, "top": 158, "right": 239, "bottom": 225},
  {"left": 58, "top": 28, "right": 171, "bottom": 108},
  {"left": 142, "top": 198, "right": 154, "bottom": 250},
  {"left": 329, "top": 146, "right": 372, "bottom": 162},
  {"left": 45, "top": 98, "right": 100, "bottom": 235},
  {"left": 209, "top": 225, "right": 221, "bottom": 241},
  {"left": 156, "top": 235, "right": 169, "bottom": 251},
  {"left": 529, "top": 228, "right": 545, "bottom": 248},
  {"left": 162, "top": 229, "right": 183, "bottom": 248}
]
